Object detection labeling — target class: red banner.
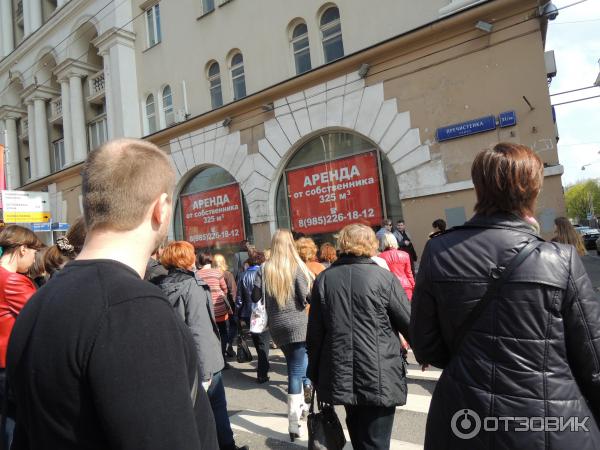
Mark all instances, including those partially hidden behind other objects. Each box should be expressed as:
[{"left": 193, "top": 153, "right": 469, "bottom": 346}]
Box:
[
  {"left": 181, "top": 183, "right": 245, "bottom": 247},
  {"left": 286, "top": 152, "right": 384, "bottom": 234}
]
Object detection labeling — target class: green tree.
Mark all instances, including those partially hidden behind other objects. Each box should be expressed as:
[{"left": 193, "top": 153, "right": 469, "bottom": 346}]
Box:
[{"left": 565, "top": 180, "right": 600, "bottom": 221}]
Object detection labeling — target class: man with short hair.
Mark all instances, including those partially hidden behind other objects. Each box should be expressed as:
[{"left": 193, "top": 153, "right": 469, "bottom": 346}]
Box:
[
  {"left": 393, "top": 220, "right": 417, "bottom": 273},
  {"left": 375, "top": 218, "right": 396, "bottom": 251},
  {"left": 232, "top": 240, "right": 250, "bottom": 282},
  {"left": 7, "top": 139, "right": 218, "bottom": 449}
]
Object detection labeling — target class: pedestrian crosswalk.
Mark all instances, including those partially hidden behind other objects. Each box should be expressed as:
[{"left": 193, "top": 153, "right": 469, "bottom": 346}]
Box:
[
  {"left": 229, "top": 410, "right": 425, "bottom": 449},
  {"left": 224, "top": 348, "right": 440, "bottom": 449}
]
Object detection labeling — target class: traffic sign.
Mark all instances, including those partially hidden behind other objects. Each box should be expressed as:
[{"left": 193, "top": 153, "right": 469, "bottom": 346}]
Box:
[{"left": 1, "top": 190, "right": 51, "bottom": 224}]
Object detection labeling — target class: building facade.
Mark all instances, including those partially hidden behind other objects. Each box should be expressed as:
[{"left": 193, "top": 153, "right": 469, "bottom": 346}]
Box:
[{"left": 1, "top": 0, "right": 565, "bottom": 257}]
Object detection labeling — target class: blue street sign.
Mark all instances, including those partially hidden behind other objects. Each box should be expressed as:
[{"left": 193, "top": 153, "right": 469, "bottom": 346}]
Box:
[
  {"left": 31, "top": 222, "right": 51, "bottom": 232},
  {"left": 499, "top": 111, "right": 517, "bottom": 128},
  {"left": 51, "top": 222, "right": 70, "bottom": 231},
  {"left": 436, "top": 115, "right": 497, "bottom": 142}
]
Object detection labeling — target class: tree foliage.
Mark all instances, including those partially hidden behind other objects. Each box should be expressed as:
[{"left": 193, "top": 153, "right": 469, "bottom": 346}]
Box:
[{"left": 565, "top": 180, "right": 600, "bottom": 221}]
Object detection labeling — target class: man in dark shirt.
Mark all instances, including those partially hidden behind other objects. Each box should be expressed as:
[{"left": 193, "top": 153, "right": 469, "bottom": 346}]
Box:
[
  {"left": 144, "top": 242, "right": 168, "bottom": 283},
  {"left": 393, "top": 219, "right": 418, "bottom": 273},
  {"left": 7, "top": 139, "right": 218, "bottom": 449}
]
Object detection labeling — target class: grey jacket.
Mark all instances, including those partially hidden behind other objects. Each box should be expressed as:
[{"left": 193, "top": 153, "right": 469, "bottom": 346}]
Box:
[
  {"left": 157, "top": 269, "right": 224, "bottom": 381},
  {"left": 252, "top": 267, "right": 311, "bottom": 347}
]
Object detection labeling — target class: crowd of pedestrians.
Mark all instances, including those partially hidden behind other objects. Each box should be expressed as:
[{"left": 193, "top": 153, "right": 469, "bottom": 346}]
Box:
[{"left": 0, "top": 139, "right": 597, "bottom": 450}]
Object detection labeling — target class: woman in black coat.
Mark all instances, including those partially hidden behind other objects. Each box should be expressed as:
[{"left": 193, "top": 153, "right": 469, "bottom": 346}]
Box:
[
  {"left": 307, "top": 223, "right": 411, "bottom": 449},
  {"left": 411, "top": 143, "right": 600, "bottom": 450}
]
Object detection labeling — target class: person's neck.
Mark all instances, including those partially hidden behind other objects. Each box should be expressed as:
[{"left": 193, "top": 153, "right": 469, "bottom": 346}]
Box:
[
  {"left": 76, "top": 228, "right": 154, "bottom": 278},
  {"left": 0, "top": 255, "right": 19, "bottom": 273},
  {"left": 201, "top": 264, "right": 211, "bottom": 270}
]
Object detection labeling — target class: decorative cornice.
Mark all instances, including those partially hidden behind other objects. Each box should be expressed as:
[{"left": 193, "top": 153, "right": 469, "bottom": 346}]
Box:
[
  {"left": 0, "top": 0, "right": 88, "bottom": 74},
  {"left": 54, "top": 58, "right": 100, "bottom": 81},
  {"left": 0, "top": 105, "right": 27, "bottom": 120},
  {"left": 20, "top": 84, "right": 61, "bottom": 102},
  {"left": 92, "top": 28, "right": 137, "bottom": 55}
]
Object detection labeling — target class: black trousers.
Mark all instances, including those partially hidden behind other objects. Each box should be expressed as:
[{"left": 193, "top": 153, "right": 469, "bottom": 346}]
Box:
[
  {"left": 344, "top": 405, "right": 396, "bottom": 450},
  {"left": 250, "top": 330, "right": 270, "bottom": 378}
]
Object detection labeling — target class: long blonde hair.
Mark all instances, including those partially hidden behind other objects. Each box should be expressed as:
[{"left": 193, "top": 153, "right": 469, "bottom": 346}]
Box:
[
  {"left": 554, "top": 217, "right": 586, "bottom": 256},
  {"left": 263, "top": 230, "right": 313, "bottom": 307},
  {"left": 212, "top": 253, "right": 228, "bottom": 272}
]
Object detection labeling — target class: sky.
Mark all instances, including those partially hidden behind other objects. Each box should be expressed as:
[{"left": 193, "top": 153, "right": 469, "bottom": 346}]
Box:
[{"left": 546, "top": 0, "right": 600, "bottom": 186}]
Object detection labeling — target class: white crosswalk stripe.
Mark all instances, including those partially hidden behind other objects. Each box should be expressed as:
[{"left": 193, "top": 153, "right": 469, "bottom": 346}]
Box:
[{"left": 230, "top": 410, "right": 424, "bottom": 449}]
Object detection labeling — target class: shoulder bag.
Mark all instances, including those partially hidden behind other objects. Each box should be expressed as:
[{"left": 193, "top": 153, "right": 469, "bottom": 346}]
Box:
[
  {"left": 250, "top": 268, "right": 268, "bottom": 334},
  {"left": 307, "top": 389, "right": 346, "bottom": 450}
]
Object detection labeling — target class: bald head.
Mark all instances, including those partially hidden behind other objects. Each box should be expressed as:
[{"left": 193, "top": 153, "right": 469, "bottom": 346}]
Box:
[{"left": 82, "top": 139, "right": 175, "bottom": 232}]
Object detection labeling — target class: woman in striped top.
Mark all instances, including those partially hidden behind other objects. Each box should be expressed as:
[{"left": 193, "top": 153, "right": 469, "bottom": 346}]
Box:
[{"left": 197, "top": 253, "right": 231, "bottom": 359}]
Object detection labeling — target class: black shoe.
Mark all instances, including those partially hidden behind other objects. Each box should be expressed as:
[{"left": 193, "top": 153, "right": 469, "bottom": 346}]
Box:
[
  {"left": 226, "top": 344, "right": 236, "bottom": 358},
  {"left": 223, "top": 362, "right": 232, "bottom": 370},
  {"left": 235, "top": 446, "right": 249, "bottom": 450},
  {"left": 257, "top": 376, "right": 269, "bottom": 384}
]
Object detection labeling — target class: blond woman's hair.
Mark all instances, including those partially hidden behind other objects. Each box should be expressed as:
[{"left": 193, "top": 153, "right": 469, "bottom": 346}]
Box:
[
  {"left": 295, "top": 237, "right": 318, "bottom": 263},
  {"left": 263, "top": 229, "right": 313, "bottom": 307},
  {"left": 338, "top": 223, "right": 378, "bottom": 257},
  {"left": 212, "top": 253, "right": 229, "bottom": 271},
  {"left": 381, "top": 232, "right": 398, "bottom": 250}
]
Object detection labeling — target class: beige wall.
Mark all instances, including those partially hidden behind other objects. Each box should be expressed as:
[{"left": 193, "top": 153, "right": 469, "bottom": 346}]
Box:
[
  {"left": 402, "top": 175, "right": 566, "bottom": 258},
  {"left": 132, "top": 0, "right": 446, "bottom": 132}
]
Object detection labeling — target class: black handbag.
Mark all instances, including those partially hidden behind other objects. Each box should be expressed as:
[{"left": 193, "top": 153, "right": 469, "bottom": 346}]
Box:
[
  {"left": 236, "top": 331, "right": 253, "bottom": 363},
  {"left": 307, "top": 389, "right": 346, "bottom": 450}
]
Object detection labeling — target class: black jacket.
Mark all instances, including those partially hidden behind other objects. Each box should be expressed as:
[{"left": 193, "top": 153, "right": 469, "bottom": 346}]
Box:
[
  {"left": 307, "top": 255, "right": 411, "bottom": 407},
  {"left": 157, "top": 269, "right": 224, "bottom": 381},
  {"left": 144, "top": 257, "right": 168, "bottom": 282},
  {"left": 410, "top": 213, "right": 600, "bottom": 450}
]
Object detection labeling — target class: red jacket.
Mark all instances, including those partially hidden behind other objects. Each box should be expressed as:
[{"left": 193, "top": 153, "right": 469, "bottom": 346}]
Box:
[
  {"left": 379, "top": 249, "right": 415, "bottom": 297},
  {"left": 0, "top": 267, "right": 36, "bottom": 367}
]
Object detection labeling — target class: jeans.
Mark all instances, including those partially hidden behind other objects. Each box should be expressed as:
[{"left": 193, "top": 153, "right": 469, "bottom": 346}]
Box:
[
  {"left": 344, "top": 405, "right": 396, "bottom": 450},
  {"left": 250, "top": 330, "right": 271, "bottom": 378},
  {"left": 207, "top": 371, "right": 235, "bottom": 450},
  {"left": 217, "top": 320, "right": 229, "bottom": 356},
  {"left": 227, "top": 316, "right": 237, "bottom": 346},
  {"left": 280, "top": 342, "right": 310, "bottom": 395}
]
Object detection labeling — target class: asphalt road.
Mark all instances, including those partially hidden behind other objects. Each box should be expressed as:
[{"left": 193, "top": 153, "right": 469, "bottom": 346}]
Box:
[{"left": 582, "top": 253, "right": 600, "bottom": 291}]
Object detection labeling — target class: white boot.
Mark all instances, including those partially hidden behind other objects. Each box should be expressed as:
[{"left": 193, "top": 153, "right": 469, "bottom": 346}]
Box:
[{"left": 287, "top": 393, "right": 305, "bottom": 442}]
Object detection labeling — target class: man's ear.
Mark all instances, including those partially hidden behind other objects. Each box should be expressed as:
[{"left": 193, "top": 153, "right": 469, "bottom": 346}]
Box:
[{"left": 151, "top": 193, "right": 171, "bottom": 229}]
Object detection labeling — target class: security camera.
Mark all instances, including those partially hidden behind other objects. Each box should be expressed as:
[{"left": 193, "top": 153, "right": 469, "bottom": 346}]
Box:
[{"left": 540, "top": 2, "right": 559, "bottom": 21}]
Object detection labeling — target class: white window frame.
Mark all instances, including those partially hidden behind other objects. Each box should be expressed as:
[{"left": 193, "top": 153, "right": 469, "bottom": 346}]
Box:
[
  {"left": 52, "top": 139, "right": 66, "bottom": 171},
  {"left": 162, "top": 85, "right": 174, "bottom": 127},
  {"left": 145, "top": 94, "right": 157, "bottom": 134},
  {"left": 88, "top": 115, "right": 108, "bottom": 151},
  {"left": 145, "top": 3, "right": 162, "bottom": 48},
  {"left": 291, "top": 22, "right": 311, "bottom": 75},
  {"left": 230, "top": 53, "right": 246, "bottom": 101},
  {"left": 320, "top": 7, "right": 344, "bottom": 63},
  {"left": 208, "top": 62, "right": 223, "bottom": 109}
]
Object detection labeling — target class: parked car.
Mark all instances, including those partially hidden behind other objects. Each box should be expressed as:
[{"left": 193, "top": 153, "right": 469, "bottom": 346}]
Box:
[{"left": 575, "top": 226, "right": 600, "bottom": 251}]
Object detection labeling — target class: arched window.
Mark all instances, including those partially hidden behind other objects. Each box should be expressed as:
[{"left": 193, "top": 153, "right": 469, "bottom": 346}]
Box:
[
  {"left": 162, "top": 85, "right": 174, "bottom": 126},
  {"left": 208, "top": 62, "right": 223, "bottom": 109},
  {"left": 174, "top": 165, "right": 254, "bottom": 253},
  {"left": 230, "top": 53, "right": 246, "bottom": 101},
  {"left": 291, "top": 22, "right": 311, "bottom": 75},
  {"left": 146, "top": 94, "right": 157, "bottom": 134},
  {"left": 320, "top": 6, "right": 344, "bottom": 63},
  {"left": 275, "top": 132, "right": 402, "bottom": 244}
]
